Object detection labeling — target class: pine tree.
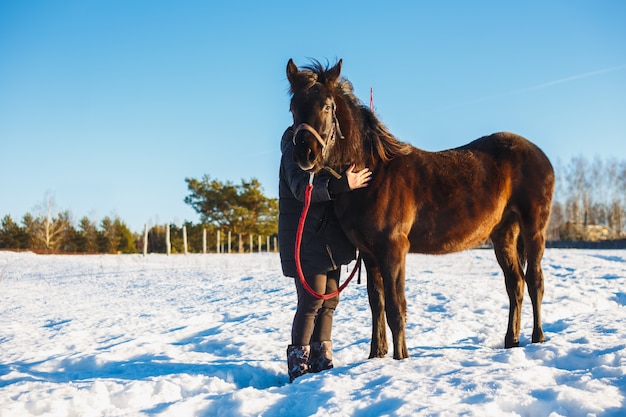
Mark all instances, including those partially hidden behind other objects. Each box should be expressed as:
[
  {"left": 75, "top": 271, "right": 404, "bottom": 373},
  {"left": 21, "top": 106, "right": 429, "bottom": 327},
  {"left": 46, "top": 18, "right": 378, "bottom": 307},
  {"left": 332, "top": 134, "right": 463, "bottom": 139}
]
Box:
[
  {"left": 99, "top": 216, "right": 120, "bottom": 253},
  {"left": 0, "top": 215, "right": 29, "bottom": 249},
  {"left": 78, "top": 216, "right": 99, "bottom": 253},
  {"left": 115, "top": 219, "right": 137, "bottom": 254},
  {"left": 184, "top": 175, "right": 278, "bottom": 237}
]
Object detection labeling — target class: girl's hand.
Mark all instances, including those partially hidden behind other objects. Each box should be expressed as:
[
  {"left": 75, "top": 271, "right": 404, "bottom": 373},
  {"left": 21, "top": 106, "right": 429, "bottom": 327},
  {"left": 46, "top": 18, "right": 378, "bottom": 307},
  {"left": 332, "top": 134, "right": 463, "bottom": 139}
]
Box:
[{"left": 346, "top": 163, "right": 372, "bottom": 190}]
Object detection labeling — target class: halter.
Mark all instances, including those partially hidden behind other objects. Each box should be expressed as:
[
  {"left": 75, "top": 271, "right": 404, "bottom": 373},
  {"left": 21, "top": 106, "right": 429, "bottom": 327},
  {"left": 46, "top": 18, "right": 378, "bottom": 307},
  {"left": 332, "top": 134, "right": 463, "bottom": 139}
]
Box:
[
  {"left": 292, "top": 122, "right": 336, "bottom": 151},
  {"left": 292, "top": 103, "right": 343, "bottom": 156}
]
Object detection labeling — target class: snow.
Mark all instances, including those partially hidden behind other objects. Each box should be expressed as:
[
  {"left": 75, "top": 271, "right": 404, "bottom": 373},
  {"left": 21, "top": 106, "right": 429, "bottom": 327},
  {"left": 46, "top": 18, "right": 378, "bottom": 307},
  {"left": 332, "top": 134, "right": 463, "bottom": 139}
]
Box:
[{"left": 1, "top": 250, "right": 624, "bottom": 416}]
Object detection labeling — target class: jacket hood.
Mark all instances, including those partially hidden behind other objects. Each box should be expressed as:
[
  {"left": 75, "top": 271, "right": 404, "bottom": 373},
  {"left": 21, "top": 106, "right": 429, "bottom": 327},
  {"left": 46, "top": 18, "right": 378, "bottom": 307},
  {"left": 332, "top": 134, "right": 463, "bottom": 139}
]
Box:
[{"left": 281, "top": 126, "right": 294, "bottom": 153}]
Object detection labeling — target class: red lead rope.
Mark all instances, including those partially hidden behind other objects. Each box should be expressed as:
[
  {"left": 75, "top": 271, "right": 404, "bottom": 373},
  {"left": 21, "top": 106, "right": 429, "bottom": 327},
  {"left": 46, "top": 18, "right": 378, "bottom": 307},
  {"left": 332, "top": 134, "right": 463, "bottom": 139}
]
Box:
[{"left": 295, "top": 173, "right": 360, "bottom": 300}]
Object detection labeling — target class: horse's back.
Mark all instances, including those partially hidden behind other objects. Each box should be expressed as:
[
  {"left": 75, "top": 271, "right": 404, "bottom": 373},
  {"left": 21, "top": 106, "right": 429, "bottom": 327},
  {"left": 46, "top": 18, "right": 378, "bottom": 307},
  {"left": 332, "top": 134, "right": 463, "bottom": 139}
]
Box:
[
  {"left": 458, "top": 132, "right": 550, "bottom": 165},
  {"left": 403, "top": 132, "right": 553, "bottom": 254}
]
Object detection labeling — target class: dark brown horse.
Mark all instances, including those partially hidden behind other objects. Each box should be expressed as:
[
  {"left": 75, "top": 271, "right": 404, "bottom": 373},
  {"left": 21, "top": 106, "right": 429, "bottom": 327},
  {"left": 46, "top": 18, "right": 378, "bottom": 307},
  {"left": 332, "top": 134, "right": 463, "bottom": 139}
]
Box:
[{"left": 286, "top": 59, "right": 555, "bottom": 360}]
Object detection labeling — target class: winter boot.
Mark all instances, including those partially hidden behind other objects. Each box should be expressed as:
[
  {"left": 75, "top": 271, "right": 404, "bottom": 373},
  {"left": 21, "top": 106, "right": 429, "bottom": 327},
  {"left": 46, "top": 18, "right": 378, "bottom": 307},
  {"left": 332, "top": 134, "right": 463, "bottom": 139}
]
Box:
[
  {"left": 309, "top": 341, "right": 333, "bottom": 373},
  {"left": 287, "top": 345, "right": 310, "bottom": 382}
]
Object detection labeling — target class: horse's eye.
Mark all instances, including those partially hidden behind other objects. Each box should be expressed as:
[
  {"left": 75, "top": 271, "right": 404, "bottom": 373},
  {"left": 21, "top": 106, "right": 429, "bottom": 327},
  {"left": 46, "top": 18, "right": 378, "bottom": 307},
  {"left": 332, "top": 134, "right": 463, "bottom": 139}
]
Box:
[{"left": 324, "top": 105, "right": 332, "bottom": 112}]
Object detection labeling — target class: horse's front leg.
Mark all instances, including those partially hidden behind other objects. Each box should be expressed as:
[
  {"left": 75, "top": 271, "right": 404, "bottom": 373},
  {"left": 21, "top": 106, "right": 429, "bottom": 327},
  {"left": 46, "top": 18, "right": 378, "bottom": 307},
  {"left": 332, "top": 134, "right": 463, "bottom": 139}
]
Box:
[
  {"left": 364, "top": 255, "right": 388, "bottom": 358},
  {"left": 379, "top": 237, "right": 410, "bottom": 360}
]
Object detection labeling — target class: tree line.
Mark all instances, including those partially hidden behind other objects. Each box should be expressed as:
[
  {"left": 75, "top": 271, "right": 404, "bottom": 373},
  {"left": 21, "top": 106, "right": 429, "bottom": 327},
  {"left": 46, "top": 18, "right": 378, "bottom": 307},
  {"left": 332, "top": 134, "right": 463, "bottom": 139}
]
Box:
[
  {"left": 548, "top": 156, "right": 626, "bottom": 241},
  {"left": 0, "top": 178, "right": 278, "bottom": 254},
  {"left": 0, "top": 191, "right": 140, "bottom": 254},
  {"left": 1, "top": 156, "right": 625, "bottom": 253}
]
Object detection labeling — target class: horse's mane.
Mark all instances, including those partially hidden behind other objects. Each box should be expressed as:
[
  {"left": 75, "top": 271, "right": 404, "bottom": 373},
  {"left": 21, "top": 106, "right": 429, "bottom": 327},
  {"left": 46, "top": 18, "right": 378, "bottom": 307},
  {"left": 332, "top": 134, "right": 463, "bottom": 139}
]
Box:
[{"left": 332, "top": 78, "right": 413, "bottom": 169}]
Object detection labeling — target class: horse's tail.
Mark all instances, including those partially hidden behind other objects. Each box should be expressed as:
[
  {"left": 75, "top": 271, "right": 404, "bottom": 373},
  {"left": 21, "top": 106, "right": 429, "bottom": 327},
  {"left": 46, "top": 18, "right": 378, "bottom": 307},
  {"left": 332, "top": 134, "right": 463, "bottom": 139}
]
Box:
[{"left": 517, "top": 235, "right": 527, "bottom": 273}]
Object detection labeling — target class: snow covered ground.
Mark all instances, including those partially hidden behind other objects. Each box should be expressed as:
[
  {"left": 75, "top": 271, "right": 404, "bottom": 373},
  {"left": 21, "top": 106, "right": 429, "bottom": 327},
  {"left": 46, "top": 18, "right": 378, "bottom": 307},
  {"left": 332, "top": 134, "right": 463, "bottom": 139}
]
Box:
[{"left": 0, "top": 250, "right": 624, "bottom": 416}]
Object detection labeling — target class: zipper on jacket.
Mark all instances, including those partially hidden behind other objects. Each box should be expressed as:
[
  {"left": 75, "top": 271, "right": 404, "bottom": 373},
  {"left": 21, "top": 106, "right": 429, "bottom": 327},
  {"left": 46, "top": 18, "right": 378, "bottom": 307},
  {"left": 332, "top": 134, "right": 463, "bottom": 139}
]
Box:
[{"left": 325, "top": 245, "right": 337, "bottom": 270}]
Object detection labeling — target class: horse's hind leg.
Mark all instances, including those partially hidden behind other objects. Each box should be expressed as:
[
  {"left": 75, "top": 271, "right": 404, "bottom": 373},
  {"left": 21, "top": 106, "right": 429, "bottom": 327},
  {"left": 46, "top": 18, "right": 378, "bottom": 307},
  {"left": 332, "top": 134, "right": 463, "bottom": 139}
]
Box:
[
  {"left": 520, "top": 206, "right": 550, "bottom": 345},
  {"left": 364, "top": 254, "right": 388, "bottom": 358},
  {"left": 491, "top": 214, "right": 525, "bottom": 348},
  {"left": 523, "top": 232, "right": 546, "bottom": 344}
]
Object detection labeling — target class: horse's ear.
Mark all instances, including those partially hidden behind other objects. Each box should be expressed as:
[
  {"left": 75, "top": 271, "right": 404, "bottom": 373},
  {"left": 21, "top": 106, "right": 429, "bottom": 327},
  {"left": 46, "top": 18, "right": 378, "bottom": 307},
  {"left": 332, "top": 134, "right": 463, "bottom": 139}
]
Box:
[
  {"left": 287, "top": 59, "right": 299, "bottom": 84},
  {"left": 287, "top": 59, "right": 311, "bottom": 93},
  {"left": 327, "top": 59, "right": 343, "bottom": 85}
]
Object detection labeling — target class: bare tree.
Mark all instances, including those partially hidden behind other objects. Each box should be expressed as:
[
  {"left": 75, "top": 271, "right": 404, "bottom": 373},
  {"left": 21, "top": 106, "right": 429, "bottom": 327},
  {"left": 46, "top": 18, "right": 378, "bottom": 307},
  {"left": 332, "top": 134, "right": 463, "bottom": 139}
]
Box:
[
  {"left": 29, "top": 192, "right": 69, "bottom": 250},
  {"left": 554, "top": 155, "right": 626, "bottom": 241},
  {"left": 589, "top": 157, "right": 605, "bottom": 225},
  {"left": 614, "top": 160, "right": 626, "bottom": 236}
]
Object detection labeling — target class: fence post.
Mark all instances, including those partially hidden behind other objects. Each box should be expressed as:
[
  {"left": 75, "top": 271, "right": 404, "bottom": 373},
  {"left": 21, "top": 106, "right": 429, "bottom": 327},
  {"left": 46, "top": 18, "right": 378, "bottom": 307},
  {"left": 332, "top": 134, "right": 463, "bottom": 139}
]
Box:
[
  {"left": 266, "top": 236, "right": 270, "bottom": 253},
  {"left": 274, "top": 236, "right": 277, "bottom": 252},
  {"left": 228, "top": 231, "right": 231, "bottom": 253},
  {"left": 217, "top": 230, "right": 221, "bottom": 254},
  {"left": 202, "top": 228, "right": 207, "bottom": 254},
  {"left": 165, "top": 224, "right": 171, "bottom": 256},
  {"left": 249, "top": 234, "right": 253, "bottom": 253},
  {"left": 143, "top": 224, "right": 148, "bottom": 256},
  {"left": 258, "top": 235, "right": 261, "bottom": 253},
  {"left": 183, "top": 225, "right": 188, "bottom": 255}
]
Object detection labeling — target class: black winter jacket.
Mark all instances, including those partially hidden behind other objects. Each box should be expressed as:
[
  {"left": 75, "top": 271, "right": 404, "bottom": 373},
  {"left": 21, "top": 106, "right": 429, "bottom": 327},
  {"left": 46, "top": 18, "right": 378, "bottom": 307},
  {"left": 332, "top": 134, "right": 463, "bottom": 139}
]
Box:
[{"left": 279, "top": 127, "right": 356, "bottom": 278}]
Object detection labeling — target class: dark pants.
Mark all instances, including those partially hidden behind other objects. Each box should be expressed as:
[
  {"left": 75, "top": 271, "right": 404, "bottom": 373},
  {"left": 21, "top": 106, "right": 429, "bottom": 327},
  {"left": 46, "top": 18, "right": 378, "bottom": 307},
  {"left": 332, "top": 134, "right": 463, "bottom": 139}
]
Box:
[{"left": 291, "top": 269, "right": 340, "bottom": 346}]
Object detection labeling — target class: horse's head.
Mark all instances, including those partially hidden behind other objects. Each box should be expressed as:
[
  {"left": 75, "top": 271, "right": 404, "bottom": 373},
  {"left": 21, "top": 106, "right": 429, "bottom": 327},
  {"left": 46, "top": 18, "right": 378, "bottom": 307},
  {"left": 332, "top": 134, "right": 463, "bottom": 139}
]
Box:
[{"left": 287, "top": 59, "right": 344, "bottom": 173}]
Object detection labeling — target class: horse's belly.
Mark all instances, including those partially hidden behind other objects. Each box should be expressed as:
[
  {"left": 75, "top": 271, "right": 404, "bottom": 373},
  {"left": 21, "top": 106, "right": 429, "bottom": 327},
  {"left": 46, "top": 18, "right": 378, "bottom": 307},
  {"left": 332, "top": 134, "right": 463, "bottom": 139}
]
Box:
[
  {"left": 409, "top": 232, "right": 490, "bottom": 254},
  {"left": 408, "top": 209, "right": 503, "bottom": 254}
]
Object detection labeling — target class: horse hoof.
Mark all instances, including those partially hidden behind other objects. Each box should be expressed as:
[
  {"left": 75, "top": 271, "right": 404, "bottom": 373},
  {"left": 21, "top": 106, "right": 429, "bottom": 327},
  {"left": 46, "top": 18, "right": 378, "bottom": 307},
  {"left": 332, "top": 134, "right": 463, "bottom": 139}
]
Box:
[
  {"left": 392, "top": 346, "right": 409, "bottom": 360},
  {"left": 368, "top": 349, "right": 388, "bottom": 359},
  {"left": 393, "top": 354, "right": 409, "bottom": 360},
  {"left": 504, "top": 340, "right": 520, "bottom": 349}
]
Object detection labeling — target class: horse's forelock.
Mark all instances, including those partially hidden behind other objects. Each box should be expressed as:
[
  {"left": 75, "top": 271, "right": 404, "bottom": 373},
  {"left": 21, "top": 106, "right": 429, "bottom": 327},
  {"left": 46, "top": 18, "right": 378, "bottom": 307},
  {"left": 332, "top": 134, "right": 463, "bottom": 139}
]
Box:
[
  {"left": 288, "top": 70, "right": 317, "bottom": 94},
  {"left": 289, "top": 60, "right": 339, "bottom": 95}
]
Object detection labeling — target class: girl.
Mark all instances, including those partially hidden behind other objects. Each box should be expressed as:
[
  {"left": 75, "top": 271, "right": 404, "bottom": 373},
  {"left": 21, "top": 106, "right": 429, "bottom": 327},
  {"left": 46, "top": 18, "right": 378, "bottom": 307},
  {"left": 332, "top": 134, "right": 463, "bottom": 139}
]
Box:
[{"left": 278, "top": 126, "right": 371, "bottom": 382}]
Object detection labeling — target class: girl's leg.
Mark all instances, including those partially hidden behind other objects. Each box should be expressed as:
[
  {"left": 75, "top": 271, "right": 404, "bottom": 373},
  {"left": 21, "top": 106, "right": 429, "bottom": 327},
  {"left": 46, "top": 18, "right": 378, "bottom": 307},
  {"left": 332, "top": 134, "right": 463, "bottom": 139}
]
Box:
[
  {"left": 311, "top": 269, "right": 340, "bottom": 342},
  {"left": 288, "top": 273, "right": 329, "bottom": 382},
  {"left": 310, "top": 269, "right": 340, "bottom": 373},
  {"left": 291, "top": 273, "right": 327, "bottom": 345}
]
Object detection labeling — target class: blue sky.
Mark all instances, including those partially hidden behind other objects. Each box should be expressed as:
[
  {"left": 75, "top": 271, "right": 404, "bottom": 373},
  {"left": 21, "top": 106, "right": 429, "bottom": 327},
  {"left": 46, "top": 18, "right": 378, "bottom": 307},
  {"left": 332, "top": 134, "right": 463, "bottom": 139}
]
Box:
[{"left": 1, "top": 1, "right": 625, "bottom": 232}]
